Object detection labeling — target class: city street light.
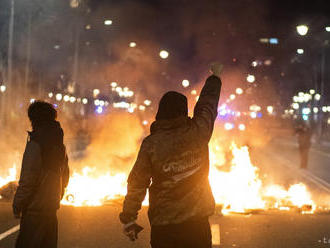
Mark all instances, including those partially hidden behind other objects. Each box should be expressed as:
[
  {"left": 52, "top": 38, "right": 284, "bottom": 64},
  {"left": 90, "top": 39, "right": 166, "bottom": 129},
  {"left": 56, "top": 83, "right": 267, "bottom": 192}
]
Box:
[
  {"left": 93, "top": 89, "right": 100, "bottom": 98},
  {"left": 0, "top": 85, "right": 6, "bottom": 93},
  {"left": 315, "top": 93, "right": 321, "bottom": 101},
  {"left": 56, "top": 93, "right": 62, "bottom": 101},
  {"left": 325, "top": 27, "right": 330, "bottom": 32},
  {"left": 182, "top": 79, "right": 190, "bottom": 88},
  {"left": 297, "top": 49, "right": 304, "bottom": 54},
  {"left": 229, "top": 94, "right": 236, "bottom": 100},
  {"left": 144, "top": 100, "right": 151, "bottom": 106},
  {"left": 236, "top": 88, "right": 243, "bottom": 95},
  {"left": 267, "top": 106, "right": 274, "bottom": 114},
  {"left": 292, "top": 103, "right": 299, "bottom": 110},
  {"left": 246, "top": 74, "right": 255, "bottom": 83},
  {"left": 296, "top": 25, "right": 309, "bottom": 36},
  {"left": 82, "top": 98, "right": 88, "bottom": 104},
  {"left": 104, "top": 20, "right": 113, "bottom": 26},
  {"left": 159, "top": 50, "right": 169, "bottom": 59},
  {"left": 129, "top": 42, "right": 137, "bottom": 48},
  {"left": 63, "top": 95, "right": 70, "bottom": 102}
]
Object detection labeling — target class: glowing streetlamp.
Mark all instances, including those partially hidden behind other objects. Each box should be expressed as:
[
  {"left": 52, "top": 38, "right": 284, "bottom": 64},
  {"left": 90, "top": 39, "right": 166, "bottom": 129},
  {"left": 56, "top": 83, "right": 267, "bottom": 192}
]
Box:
[
  {"left": 267, "top": 106, "right": 274, "bottom": 114},
  {"left": 104, "top": 20, "right": 113, "bottom": 26},
  {"left": 70, "top": 96, "right": 76, "bottom": 103},
  {"left": 292, "top": 103, "right": 299, "bottom": 110},
  {"left": 82, "top": 98, "right": 88, "bottom": 104},
  {"left": 302, "top": 108, "right": 311, "bottom": 115},
  {"left": 0, "top": 85, "right": 6, "bottom": 93},
  {"left": 159, "top": 50, "right": 169, "bottom": 59},
  {"left": 55, "top": 93, "right": 62, "bottom": 101},
  {"left": 144, "top": 100, "right": 151, "bottom": 106},
  {"left": 63, "top": 95, "right": 70, "bottom": 102},
  {"left": 325, "top": 27, "right": 330, "bottom": 32},
  {"left": 236, "top": 88, "right": 243, "bottom": 95},
  {"left": 191, "top": 90, "right": 197, "bottom": 95},
  {"left": 297, "top": 49, "right": 304, "bottom": 54},
  {"left": 238, "top": 124, "right": 246, "bottom": 131},
  {"left": 93, "top": 89, "right": 100, "bottom": 98},
  {"left": 246, "top": 74, "right": 255, "bottom": 83},
  {"left": 314, "top": 93, "right": 321, "bottom": 101},
  {"left": 296, "top": 25, "right": 309, "bottom": 36},
  {"left": 129, "top": 42, "right": 137, "bottom": 48},
  {"left": 182, "top": 79, "right": 190, "bottom": 88}
]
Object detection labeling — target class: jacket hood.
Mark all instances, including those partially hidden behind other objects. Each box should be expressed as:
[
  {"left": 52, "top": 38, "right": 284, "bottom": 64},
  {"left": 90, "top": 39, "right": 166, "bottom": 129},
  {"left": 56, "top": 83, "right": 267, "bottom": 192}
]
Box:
[{"left": 156, "top": 91, "right": 188, "bottom": 121}]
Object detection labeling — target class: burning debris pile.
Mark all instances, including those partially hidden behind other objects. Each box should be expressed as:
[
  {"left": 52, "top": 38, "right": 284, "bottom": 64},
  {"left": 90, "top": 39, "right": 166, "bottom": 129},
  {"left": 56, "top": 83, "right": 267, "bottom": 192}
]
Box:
[
  {"left": 0, "top": 142, "right": 323, "bottom": 214},
  {"left": 209, "top": 143, "right": 315, "bottom": 214},
  {"left": 0, "top": 164, "right": 18, "bottom": 200},
  {"left": 61, "top": 141, "right": 318, "bottom": 214}
]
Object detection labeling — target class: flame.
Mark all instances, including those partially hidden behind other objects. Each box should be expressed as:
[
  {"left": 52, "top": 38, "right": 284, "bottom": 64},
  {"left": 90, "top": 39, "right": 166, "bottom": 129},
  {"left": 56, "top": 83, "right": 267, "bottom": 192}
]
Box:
[
  {"left": 209, "top": 144, "right": 266, "bottom": 213},
  {"left": 60, "top": 142, "right": 316, "bottom": 214},
  {"left": 209, "top": 142, "right": 315, "bottom": 214},
  {"left": 0, "top": 164, "right": 17, "bottom": 188},
  {"left": 61, "top": 167, "right": 127, "bottom": 206}
]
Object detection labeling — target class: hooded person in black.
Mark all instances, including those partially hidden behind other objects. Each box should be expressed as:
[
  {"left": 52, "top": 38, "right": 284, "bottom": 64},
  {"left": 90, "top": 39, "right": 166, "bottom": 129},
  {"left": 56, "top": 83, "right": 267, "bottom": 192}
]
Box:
[
  {"left": 120, "top": 63, "right": 223, "bottom": 248},
  {"left": 13, "top": 101, "right": 69, "bottom": 248}
]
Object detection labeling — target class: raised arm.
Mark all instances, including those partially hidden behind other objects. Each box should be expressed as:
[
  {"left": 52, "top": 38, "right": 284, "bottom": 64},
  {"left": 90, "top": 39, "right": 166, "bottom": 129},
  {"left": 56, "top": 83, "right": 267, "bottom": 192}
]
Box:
[
  {"left": 193, "top": 63, "right": 223, "bottom": 141},
  {"left": 119, "top": 140, "right": 152, "bottom": 225}
]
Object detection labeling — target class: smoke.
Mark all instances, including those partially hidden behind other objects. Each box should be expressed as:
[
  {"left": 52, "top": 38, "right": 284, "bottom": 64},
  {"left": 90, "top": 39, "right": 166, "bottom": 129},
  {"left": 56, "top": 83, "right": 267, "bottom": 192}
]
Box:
[{"left": 70, "top": 111, "right": 145, "bottom": 174}]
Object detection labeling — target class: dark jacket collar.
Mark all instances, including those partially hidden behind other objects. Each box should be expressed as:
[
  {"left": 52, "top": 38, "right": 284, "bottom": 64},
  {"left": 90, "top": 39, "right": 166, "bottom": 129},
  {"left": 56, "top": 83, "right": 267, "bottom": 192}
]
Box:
[{"left": 150, "top": 116, "right": 190, "bottom": 134}]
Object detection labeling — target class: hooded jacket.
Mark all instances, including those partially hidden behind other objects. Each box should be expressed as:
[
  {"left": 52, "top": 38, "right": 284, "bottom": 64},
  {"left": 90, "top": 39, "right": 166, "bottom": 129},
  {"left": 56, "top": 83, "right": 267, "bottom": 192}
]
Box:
[
  {"left": 120, "top": 75, "right": 221, "bottom": 226},
  {"left": 13, "top": 121, "right": 69, "bottom": 214}
]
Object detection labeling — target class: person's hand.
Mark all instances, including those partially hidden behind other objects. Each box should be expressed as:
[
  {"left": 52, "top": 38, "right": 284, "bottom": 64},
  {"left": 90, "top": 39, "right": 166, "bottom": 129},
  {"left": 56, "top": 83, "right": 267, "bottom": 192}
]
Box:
[
  {"left": 123, "top": 222, "right": 144, "bottom": 241},
  {"left": 210, "top": 62, "right": 223, "bottom": 77}
]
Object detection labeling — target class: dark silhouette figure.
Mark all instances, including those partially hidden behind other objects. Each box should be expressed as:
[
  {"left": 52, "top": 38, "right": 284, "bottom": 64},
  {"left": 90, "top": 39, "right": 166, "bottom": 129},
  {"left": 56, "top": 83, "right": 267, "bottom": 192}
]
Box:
[
  {"left": 119, "top": 64, "right": 223, "bottom": 248},
  {"left": 295, "top": 123, "right": 312, "bottom": 169},
  {"left": 13, "top": 101, "right": 69, "bottom": 248}
]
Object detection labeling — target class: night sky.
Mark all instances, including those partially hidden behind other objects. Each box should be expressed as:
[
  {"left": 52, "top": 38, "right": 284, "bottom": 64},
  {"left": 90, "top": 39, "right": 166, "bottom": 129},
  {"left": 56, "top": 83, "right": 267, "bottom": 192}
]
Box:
[{"left": 0, "top": 0, "right": 329, "bottom": 106}]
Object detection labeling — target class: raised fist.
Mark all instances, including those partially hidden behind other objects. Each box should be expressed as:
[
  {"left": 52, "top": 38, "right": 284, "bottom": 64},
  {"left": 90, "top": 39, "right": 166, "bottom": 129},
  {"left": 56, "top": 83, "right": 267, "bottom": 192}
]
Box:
[{"left": 210, "top": 62, "right": 223, "bottom": 77}]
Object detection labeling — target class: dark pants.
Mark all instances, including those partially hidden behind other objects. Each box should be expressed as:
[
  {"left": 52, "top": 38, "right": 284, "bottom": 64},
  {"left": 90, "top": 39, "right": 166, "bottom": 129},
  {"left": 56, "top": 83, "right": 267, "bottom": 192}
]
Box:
[
  {"left": 150, "top": 217, "right": 212, "bottom": 248},
  {"left": 15, "top": 212, "right": 58, "bottom": 248},
  {"left": 299, "top": 147, "right": 309, "bottom": 169}
]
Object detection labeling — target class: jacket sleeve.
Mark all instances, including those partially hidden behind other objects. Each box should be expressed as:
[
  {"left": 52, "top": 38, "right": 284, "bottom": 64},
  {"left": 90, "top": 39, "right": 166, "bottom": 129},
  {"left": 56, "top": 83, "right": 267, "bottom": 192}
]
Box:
[
  {"left": 119, "top": 140, "right": 152, "bottom": 224},
  {"left": 61, "top": 152, "right": 70, "bottom": 199},
  {"left": 192, "top": 75, "right": 222, "bottom": 141},
  {"left": 13, "top": 140, "right": 42, "bottom": 213}
]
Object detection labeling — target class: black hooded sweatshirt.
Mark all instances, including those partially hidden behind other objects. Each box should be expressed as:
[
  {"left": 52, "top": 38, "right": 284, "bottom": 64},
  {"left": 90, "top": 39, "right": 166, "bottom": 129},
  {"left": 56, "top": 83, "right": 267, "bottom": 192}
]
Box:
[{"left": 13, "top": 121, "right": 69, "bottom": 214}]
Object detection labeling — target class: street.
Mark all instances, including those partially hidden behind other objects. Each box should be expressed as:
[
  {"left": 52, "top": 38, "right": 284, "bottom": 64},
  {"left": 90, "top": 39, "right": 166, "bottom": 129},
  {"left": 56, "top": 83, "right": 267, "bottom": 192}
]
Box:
[{"left": 1, "top": 137, "right": 330, "bottom": 248}]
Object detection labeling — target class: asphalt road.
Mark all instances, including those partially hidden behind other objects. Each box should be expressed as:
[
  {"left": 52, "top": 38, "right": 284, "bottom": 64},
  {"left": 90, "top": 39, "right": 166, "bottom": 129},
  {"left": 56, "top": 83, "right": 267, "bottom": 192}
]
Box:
[
  {"left": 0, "top": 137, "right": 329, "bottom": 248},
  {"left": 0, "top": 204, "right": 330, "bottom": 248}
]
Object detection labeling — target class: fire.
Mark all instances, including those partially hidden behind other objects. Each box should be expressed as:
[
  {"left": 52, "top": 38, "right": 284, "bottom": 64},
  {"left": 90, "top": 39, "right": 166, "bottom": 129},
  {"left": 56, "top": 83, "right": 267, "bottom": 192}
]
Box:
[
  {"left": 61, "top": 167, "right": 127, "bottom": 206},
  {"left": 209, "top": 144, "right": 266, "bottom": 213},
  {"left": 209, "top": 142, "right": 315, "bottom": 214},
  {"left": 61, "top": 142, "right": 316, "bottom": 215},
  {"left": 0, "top": 164, "right": 17, "bottom": 188}
]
